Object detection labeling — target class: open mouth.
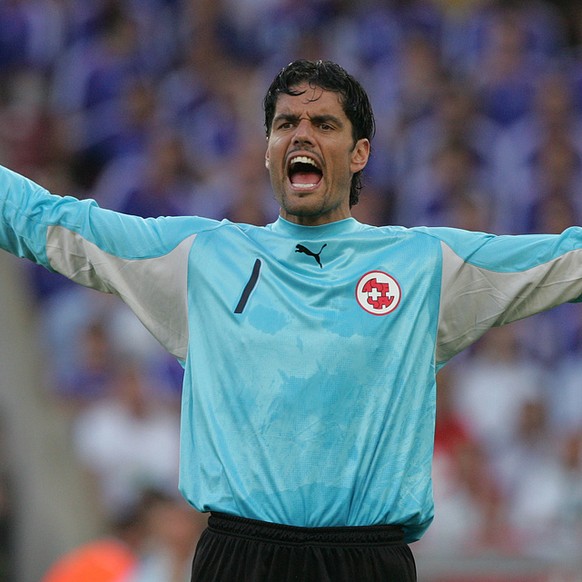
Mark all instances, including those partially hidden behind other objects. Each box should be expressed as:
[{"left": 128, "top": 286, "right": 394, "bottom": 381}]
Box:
[{"left": 287, "top": 155, "right": 323, "bottom": 190}]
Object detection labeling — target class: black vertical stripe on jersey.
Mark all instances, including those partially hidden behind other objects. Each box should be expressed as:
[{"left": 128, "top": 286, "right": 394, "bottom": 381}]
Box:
[{"left": 234, "top": 259, "right": 262, "bottom": 314}]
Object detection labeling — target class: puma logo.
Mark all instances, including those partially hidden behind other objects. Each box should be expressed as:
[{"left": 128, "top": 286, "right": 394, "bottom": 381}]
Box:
[{"left": 295, "top": 243, "right": 327, "bottom": 268}]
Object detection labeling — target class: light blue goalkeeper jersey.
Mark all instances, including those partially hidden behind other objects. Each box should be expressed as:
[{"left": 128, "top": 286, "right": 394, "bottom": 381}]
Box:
[{"left": 2, "top": 165, "right": 582, "bottom": 542}]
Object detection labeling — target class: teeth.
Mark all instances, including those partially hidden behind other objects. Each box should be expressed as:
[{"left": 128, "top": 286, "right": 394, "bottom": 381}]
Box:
[{"left": 290, "top": 156, "right": 319, "bottom": 168}]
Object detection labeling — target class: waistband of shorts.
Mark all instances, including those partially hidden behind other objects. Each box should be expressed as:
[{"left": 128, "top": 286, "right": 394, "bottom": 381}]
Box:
[{"left": 208, "top": 512, "right": 405, "bottom": 546}]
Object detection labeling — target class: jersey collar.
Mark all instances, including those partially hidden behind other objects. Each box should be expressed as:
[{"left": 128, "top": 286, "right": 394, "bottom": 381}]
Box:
[{"left": 269, "top": 216, "right": 361, "bottom": 239}]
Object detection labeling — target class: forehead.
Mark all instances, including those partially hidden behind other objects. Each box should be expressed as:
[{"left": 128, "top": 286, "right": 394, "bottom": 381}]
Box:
[{"left": 274, "top": 82, "right": 346, "bottom": 117}]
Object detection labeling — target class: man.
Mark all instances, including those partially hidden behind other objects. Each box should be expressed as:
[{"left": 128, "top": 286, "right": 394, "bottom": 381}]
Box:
[{"left": 2, "top": 59, "right": 582, "bottom": 581}]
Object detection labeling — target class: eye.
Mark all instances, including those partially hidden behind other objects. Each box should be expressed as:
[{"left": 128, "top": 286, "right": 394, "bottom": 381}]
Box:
[
  {"left": 319, "top": 122, "right": 334, "bottom": 131},
  {"left": 277, "top": 121, "right": 295, "bottom": 131}
]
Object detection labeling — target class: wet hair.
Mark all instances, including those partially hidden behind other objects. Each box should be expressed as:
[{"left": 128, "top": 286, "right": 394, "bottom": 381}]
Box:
[{"left": 263, "top": 60, "right": 376, "bottom": 207}]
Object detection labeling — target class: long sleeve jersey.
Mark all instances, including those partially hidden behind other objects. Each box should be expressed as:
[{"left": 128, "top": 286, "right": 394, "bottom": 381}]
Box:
[{"left": 2, "top": 165, "right": 582, "bottom": 542}]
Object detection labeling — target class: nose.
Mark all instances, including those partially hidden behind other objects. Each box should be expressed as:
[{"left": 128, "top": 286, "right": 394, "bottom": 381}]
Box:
[{"left": 292, "top": 119, "right": 314, "bottom": 146}]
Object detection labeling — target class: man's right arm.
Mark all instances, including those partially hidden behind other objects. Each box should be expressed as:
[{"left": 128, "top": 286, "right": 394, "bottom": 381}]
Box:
[{"left": 0, "top": 164, "right": 208, "bottom": 360}]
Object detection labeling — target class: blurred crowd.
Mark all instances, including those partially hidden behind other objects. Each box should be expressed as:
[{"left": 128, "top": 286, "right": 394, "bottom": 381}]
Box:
[{"left": 2, "top": 0, "right": 582, "bottom": 579}]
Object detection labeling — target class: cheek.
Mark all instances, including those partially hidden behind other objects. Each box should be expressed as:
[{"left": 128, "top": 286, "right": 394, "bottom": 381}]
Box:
[
  {"left": 266, "top": 146, "right": 282, "bottom": 176},
  {"left": 335, "top": 153, "right": 356, "bottom": 181},
  {"left": 266, "top": 135, "right": 284, "bottom": 158}
]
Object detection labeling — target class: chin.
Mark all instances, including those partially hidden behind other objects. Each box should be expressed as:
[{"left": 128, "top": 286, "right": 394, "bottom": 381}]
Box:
[{"left": 282, "top": 199, "right": 324, "bottom": 218}]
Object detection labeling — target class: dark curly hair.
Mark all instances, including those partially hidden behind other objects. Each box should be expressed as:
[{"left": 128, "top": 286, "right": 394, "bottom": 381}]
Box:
[{"left": 263, "top": 60, "right": 376, "bottom": 207}]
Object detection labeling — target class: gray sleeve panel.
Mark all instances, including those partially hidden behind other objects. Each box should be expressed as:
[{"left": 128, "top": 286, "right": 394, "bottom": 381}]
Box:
[
  {"left": 46, "top": 225, "right": 193, "bottom": 360},
  {"left": 436, "top": 241, "right": 582, "bottom": 365}
]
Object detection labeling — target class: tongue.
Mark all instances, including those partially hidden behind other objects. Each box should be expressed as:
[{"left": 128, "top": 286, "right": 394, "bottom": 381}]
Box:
[{"left": 290, "top": 171, "right": 321, "bottom": 185}]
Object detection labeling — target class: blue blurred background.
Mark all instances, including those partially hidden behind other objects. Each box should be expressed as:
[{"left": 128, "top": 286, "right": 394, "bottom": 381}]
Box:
[{"left": 2, "top": 0, "right": 582, "bottom": 580}]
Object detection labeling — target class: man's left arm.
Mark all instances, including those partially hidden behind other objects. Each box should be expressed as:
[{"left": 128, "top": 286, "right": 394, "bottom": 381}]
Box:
[{"left": 429, "top": 226, "right": 582, "bottom": 366}]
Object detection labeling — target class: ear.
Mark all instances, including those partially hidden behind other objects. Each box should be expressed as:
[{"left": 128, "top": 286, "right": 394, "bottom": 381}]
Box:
[
  {"left": 350, "top": 139, "right": 370, "bottom": 174},
  {"left": 265, "top": 150, "right": 270, "bottom": 169}
]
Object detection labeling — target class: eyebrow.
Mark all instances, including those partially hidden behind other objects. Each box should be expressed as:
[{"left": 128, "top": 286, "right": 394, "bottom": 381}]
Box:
[{"left": 273, "top": 112, "right": 344, "bottom": 128}]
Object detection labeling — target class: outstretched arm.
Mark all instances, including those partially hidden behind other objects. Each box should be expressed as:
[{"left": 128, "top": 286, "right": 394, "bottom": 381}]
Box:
[
  {"left": 432, "top": 226, "right": 582, "bottom": 366},
  {"left": 0, "top": 165, "right": 207, "bottom": 360}
]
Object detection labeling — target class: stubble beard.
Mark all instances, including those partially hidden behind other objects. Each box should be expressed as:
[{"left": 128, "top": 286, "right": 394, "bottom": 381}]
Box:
[{"left": 278, "top": 188, "right": 335, "bottom": 219}]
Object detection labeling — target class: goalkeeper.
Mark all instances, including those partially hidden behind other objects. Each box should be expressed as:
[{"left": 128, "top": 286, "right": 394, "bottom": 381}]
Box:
[{"left": 2, "top": 60, "right": 582, "bottom": 581}]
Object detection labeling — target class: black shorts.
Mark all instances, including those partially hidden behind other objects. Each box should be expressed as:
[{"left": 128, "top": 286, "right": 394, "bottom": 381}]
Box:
[{"left": 191, "top": 512, "right": 417, "bottom": 582}]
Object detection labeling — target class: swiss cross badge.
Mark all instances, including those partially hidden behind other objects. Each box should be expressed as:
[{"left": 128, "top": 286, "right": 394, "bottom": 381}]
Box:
[{"left": 355, "top": 271, "right": 401, "bottom": 315}]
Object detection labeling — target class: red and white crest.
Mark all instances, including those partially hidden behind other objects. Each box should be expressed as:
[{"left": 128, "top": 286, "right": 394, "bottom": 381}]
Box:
[{"left": 355, "top": 271, "right": 401, "bottom": 316}]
